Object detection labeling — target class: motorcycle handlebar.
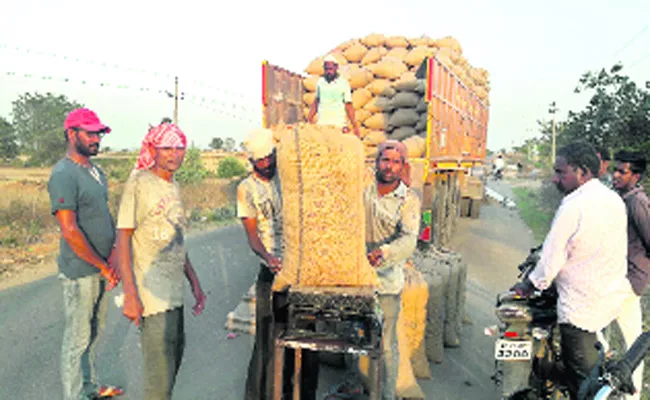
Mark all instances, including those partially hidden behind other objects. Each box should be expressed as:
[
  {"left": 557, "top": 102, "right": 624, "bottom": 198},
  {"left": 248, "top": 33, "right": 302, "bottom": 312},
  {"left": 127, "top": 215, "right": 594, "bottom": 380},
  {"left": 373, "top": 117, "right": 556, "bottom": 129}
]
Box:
[{"left": 622, "top": 330, "right": 650, "bottom": 373}]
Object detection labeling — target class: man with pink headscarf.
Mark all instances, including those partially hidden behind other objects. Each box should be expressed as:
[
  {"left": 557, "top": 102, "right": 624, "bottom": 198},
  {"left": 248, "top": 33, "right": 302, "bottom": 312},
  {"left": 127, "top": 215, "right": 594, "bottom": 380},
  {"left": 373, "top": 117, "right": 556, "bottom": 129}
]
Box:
[{"left": 115, "top": 122, "right": 206, "bottom": 400}]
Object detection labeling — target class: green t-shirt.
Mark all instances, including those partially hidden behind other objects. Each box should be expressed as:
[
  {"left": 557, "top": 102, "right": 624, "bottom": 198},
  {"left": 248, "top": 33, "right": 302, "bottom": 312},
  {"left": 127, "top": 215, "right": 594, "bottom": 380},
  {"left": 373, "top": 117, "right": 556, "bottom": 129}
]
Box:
[{"left": 47, "top": 158, "right": 116, "bottom": 279}]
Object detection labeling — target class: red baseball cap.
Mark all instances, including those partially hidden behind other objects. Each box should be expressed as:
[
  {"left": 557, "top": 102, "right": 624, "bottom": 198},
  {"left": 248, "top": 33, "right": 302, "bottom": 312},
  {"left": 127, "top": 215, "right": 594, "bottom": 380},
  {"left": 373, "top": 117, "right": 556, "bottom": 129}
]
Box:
[{"left": 64, "top": 108, "right": 111, "bottom": 133}]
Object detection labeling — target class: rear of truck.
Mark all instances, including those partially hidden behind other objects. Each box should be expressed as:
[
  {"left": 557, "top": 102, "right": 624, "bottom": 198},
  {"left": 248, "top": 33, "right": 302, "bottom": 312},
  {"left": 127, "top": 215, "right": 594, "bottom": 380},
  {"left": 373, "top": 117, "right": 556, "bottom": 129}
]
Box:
[{"left": 260, "top": 55, "right": 489, "bottom": 248}]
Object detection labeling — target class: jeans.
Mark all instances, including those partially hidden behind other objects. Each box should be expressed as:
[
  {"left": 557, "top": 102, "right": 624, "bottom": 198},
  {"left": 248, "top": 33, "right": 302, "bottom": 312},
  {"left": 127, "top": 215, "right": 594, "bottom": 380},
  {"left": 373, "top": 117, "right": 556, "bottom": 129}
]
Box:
[
  {"left": 140, "top": 307, "right": 185, "bottom": 400},
  {"left": 59, "top": 274, "right": 108, "bottom": 400},
  {"left": 559, "top": 323, "right": 600, "bottom": 400}
]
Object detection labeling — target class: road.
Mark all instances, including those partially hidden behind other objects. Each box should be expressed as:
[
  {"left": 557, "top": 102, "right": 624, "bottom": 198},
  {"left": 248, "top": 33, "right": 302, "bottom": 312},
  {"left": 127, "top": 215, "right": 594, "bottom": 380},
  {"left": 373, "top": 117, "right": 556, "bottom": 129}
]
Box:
[{"left": 0, "top": 180, "right": 537, "bottom": 400}]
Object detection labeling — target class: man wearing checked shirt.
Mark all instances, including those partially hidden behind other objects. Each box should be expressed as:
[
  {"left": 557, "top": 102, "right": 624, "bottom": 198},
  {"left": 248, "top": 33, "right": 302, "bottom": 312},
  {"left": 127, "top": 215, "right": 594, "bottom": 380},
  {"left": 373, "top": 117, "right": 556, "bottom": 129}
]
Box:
[{"left": 364, "top": 140, "right": 421, "bottom": 400}]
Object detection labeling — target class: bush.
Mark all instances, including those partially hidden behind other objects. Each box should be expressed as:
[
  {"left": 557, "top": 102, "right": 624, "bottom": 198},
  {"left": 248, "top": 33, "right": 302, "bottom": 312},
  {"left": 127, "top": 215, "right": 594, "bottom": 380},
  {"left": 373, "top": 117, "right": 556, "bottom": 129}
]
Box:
[
  {"left": 94, "top": 157, "right": 136, "bottom": 183},
  {"left": 176, "top": 147, "right": 211, "bottom": 184},
  {"left": 217, "top": 157, "right": 248, "bottom": 179}
]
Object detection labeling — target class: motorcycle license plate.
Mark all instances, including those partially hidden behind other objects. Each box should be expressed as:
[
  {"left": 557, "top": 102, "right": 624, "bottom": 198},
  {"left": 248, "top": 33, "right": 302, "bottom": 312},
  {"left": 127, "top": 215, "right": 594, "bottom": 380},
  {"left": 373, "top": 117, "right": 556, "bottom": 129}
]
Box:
[{"left": 494, "top": 339, "right": 532, "bottom": 361}]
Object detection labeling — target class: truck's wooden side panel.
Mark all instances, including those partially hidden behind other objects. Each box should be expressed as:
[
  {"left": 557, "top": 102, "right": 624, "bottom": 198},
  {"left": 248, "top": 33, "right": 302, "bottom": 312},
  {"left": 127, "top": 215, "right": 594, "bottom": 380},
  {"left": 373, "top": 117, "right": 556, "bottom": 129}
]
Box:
[{"left": 262, "top": 61, "right": 305, "bottom": 128}]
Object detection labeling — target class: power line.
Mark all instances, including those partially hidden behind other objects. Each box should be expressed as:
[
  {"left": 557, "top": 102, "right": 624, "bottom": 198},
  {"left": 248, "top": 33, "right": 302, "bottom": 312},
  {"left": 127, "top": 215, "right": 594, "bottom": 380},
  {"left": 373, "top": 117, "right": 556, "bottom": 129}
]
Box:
[
  {"left": 611, "top": 24, "right": 649, "bottom": 62},
  {"left": 627, "top": 52, "right": 650, "bottom": 70},
  {"left": 1, "top": 71, "right": 259, "bottom": 123},
  {"left": 0, "top": 43, "right": 257, "bottom": 103}
]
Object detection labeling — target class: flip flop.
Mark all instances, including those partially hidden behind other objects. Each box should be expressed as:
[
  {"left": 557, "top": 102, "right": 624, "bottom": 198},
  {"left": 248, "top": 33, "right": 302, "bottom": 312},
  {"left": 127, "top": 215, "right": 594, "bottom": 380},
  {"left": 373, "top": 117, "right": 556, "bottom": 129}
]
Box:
[{"left": 92, "top": 385, "right": 125, "bottom": 399}]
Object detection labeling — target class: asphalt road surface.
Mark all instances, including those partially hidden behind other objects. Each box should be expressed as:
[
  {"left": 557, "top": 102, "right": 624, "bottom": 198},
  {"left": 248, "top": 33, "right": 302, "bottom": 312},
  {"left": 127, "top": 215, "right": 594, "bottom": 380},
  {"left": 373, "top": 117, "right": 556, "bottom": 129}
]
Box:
[{"left": 0, "top": 180, "right": 537, "bottom": 399}]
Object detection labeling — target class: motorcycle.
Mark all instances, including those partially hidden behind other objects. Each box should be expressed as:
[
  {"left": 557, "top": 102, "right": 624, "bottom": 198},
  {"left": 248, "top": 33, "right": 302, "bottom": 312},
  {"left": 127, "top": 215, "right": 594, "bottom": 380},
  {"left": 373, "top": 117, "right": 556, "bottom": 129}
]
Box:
[{"left": 486, "top": 246, "right": 569, "bottom": 399}]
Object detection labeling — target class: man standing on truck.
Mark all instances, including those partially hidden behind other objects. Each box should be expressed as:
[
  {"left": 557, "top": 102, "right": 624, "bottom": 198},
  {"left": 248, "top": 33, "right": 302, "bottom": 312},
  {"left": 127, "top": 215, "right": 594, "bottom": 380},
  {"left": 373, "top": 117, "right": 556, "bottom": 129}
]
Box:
[
  {"left": 307, "top": 54, "right": 361, "bottom": 137},
  {"left": 47, "top": 108, "right": 124, "bottom": 400},
  {"left": 239, "top": 128, "right": 319, "bottom": 400},
  {"left": 512, "top": 142, "right": 635, "bottom": 400},
  {"left": 365, "top": 140, "right": 421, "bottom": 399}
]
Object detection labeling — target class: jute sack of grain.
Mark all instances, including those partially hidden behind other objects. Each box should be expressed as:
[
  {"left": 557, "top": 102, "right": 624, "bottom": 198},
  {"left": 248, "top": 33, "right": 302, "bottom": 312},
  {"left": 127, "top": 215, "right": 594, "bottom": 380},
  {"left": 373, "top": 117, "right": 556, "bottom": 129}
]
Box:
[
  {"left": 390, "top": 126, "right": 418, "bottom": 141},
  {"left": 373, "top": 58, "right": 408, "bottom": 80},
  {"left": 303, "top": 92, "right": 316, "bottom": 107},
  {"left": 385, "top": 35, "right": 410, "bottom": 48},
  {"left": 343, "top": 42, "right": 369, "bottom": 63},
  {"left": 352, "top": 88, "right": 373, "bottom": 110},
  {"left": 404, "top": 46, "right": 433, "bottom": 67},
  {"left": 394, "top": 78, "right": 425, "bottom": 94},
  {"left": 360, "top": 33, "right": 386, "bottom": 47},
  {"left": 415, "top": 100, "right": 428, "bottom": 113},
  {"left": 397, "top": 71, "right": 418, "bottom": 86},
  {"left": 385, "top": 47, "right": 409, "bottom": 62},
  {"left": 361, "top": 47, "right": 388, "bottom": 65},
  {"left": 334, "top": 39, "right": 358, "bottom": 52},
  {"left": 355, "top": 109, "right": 373, "bottom": 125},
  {"left": 366, "top": 79, "right": 394, "bottom": 96},
  {"left": 364, "top": 144, "right": 378, "bottom": 159},
  {"left": 391, "top": 92, "right": 421, "bottom": 109},
  {"left": 305, "top": 56, "right": 324, "bottom": 75},
  {"left": 303, "top": 75, "right": 320, "bottom": 92},
  {"left": 363, "top": 113, "right": 388, "bottom": 131},
  {"left": 364, "top": 96, "right": 394, "bottom": 113},
  {"left": 415, "top": 112, "right": 427, "bottom": 131},
  {"left": 402, "top": 135, "right": 426, "bottom": 158},
  {"left": 348, "top": 68, "right": 373, "bottom": 90},
  {"left": 437, "top": 36, "right": 463, "bottom": 53},
  {"left": 401, "top": 263, "right": 432, "bottom": 379},
  {"left": 408, "top": 36, "right": 434, "bottom": 47},
  {"left": 412, "top": 250, "right": 446, "bottom": 364},
  {"left": 388, "top": 109, "right": 419, "bottom": 128},
  {"left": 272, "top": 124, "right": 379, "bottom": 291},
  {"left": 363, "top": 130, "right": 387, "bottom": 146}
]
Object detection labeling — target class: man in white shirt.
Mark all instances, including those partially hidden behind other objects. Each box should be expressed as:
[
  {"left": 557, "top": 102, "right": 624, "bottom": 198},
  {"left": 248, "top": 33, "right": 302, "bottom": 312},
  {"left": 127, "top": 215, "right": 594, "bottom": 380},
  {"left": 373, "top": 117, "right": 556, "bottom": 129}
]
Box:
[
  {"left": 307, "top": 54, "right": 360, "bottom": 137},
  {"left": 513, "top": 142, "right": 635, "bottom": 400},
  {"left": 493, "top": 154, "right": 505, "bottom": 173}
]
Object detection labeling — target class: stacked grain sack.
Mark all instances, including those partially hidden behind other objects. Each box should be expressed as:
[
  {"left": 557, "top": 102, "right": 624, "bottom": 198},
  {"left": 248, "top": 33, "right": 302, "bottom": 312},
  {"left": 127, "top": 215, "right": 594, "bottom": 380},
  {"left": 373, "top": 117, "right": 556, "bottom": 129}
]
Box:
[{"left": 302, "top": 33, "right": 490, "bottom": 159}]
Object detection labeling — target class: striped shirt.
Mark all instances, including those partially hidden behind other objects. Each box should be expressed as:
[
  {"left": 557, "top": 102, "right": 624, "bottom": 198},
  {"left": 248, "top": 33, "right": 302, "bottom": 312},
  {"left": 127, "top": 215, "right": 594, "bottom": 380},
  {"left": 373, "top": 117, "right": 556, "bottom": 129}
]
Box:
[
  {"left": 529, "top": 179, "right": 635, "bottom": 332},
  {"left": 236, "top": 174, "right": 283, "bottom": 265},
  {"left": 364, "top": 180, "right": 421, "bottom": 295}
]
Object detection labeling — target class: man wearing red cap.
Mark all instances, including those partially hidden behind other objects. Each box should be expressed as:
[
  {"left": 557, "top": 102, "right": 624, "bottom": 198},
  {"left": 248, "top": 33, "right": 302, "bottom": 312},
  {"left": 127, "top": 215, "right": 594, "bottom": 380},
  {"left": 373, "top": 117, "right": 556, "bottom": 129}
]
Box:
[
  {"left": 115, "top": 122, "right": 206, "bottom": 400},
  {"left": 47, "top": 108, "right": 124, "bottom": 399}
]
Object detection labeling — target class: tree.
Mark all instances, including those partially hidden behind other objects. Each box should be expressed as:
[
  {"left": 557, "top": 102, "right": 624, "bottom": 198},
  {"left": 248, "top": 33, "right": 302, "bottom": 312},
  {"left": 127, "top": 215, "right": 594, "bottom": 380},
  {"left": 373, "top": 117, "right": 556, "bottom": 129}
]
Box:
[
  {"left": 11, "top": 92, "right": 83, "bottom": 166},
  {"left": 209, "top": 137, "right": 224, "bottom": 150},
  {"left": 224, "top": 137, "right": 236, "bottom": 152},
  {"left": 0, "top": 116, "right": 18, "bottom": 160}
]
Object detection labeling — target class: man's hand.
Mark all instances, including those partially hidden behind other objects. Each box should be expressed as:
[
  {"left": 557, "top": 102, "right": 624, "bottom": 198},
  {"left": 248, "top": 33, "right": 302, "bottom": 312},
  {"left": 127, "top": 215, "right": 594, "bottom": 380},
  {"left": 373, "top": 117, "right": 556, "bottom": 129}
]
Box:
[
  {"left": 191, "top": 288, "right": 206, "bottom": 316},
  {"left": 510, "top": 279, "right": 535, "bottom": 297},
  {"left": 101, "top": 265, "right": 120, "bottom": 291},
  {"left": 122, "top": 292, "right": 144, "bottom": 326},
  {"left": 266, "top": 255, "right": 282, "bottom": 274},
  {"left": 352, "top": 124, "right": 361, "bottom": 138},
  {"left": 367, "top": 249, "right": 384, "bottom": 268}
]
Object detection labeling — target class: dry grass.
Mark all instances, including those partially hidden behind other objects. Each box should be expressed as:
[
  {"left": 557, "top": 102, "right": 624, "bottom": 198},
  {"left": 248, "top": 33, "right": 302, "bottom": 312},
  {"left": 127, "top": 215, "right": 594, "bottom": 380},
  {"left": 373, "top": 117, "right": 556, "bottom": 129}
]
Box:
[{"left": 0, "top": 170, "right": 239, "bottom": 271}]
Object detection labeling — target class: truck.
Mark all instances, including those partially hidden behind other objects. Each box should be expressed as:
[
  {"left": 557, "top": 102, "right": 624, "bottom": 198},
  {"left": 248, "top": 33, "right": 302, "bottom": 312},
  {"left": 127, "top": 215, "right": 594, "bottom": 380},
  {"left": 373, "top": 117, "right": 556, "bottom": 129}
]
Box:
[{"left": 261, "top": 56, "right": 489, "bottom": 249}]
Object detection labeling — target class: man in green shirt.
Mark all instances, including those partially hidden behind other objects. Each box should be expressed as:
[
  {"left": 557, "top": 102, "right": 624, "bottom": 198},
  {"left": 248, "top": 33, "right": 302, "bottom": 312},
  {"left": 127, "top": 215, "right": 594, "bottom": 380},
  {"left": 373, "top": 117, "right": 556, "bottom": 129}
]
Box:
[{"left": 47, "top": 107, "right": 123, "bottom": 400}]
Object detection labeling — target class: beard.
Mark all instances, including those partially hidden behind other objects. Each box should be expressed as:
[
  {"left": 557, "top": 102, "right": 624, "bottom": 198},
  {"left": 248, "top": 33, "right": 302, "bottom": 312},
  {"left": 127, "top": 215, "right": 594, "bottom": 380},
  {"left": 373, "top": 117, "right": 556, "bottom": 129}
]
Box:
[
  {"left": 75, "top": 140, "right": 99, "bottom": 157},
  {"left": 376, "top": 168, "right": 400, "bottom": 184},
  {"left": 254, "top": 162, "right": 276, "bottom": 180}
]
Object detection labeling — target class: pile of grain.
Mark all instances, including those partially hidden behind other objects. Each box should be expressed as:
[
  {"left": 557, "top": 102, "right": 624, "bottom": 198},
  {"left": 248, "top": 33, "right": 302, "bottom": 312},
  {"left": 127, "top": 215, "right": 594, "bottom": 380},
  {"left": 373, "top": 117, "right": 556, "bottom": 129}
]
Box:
[
  {"left": 271, "top": 124, "right": 379, "bottom": 291},
  {"left": 302, "top": 34, "right": 490, "bottom": 159}
]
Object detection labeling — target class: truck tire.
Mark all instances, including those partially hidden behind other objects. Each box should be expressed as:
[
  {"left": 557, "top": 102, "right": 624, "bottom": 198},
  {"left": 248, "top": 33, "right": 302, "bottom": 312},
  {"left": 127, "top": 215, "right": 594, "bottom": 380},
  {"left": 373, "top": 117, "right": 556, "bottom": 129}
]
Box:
[
  {"left": 432, "top": 176, "right": 446, "bottom": 249},
  {"left": 469, "top": 199, "right": 481, "bottom": 219}
]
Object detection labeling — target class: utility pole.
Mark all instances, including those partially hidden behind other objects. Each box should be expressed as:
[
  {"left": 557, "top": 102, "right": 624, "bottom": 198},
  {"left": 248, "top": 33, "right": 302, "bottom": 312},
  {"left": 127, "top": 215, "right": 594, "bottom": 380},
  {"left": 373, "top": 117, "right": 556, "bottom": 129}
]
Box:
[
  {"left": 166, "top": 76, "right": 184, "bottom": 125},
  {"left": 549, "top": 101, "right": 559, "bottom": 165}
]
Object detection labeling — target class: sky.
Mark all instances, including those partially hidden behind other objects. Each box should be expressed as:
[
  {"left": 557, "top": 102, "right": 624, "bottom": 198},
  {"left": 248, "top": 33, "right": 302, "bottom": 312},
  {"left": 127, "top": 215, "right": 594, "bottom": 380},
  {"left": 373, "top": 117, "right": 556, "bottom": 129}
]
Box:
[{"left": 1, "top": 0, "right": 649, "bottom": 152}]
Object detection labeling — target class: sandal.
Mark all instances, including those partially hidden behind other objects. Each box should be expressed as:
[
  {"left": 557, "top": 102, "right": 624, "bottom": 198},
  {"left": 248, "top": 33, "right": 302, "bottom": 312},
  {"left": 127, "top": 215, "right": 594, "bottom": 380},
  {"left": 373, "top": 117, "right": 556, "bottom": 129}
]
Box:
[{"left": 92, "top": 385, "right": 125, "bottom": 399}]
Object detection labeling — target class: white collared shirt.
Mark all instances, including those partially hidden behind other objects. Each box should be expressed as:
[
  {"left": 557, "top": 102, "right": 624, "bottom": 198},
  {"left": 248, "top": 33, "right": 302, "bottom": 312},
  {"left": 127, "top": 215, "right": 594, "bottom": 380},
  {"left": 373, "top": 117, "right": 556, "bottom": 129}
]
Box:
[{"left": 529, "top": 179, "right": 634, "bottom": 332}]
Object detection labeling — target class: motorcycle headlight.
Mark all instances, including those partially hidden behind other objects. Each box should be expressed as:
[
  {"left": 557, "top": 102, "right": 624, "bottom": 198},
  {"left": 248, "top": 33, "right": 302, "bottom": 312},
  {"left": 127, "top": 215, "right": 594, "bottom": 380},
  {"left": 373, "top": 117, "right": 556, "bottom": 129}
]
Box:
[{"left": 496, "top": 304, "right": 532, "bottom": 322}]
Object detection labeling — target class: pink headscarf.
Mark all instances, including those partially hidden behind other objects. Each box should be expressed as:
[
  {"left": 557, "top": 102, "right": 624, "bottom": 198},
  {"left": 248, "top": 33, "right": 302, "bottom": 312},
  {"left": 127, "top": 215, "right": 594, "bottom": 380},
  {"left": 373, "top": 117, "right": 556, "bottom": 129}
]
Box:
[{"left": 135, "top": 123, "right": 188, "bottom": 170}]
